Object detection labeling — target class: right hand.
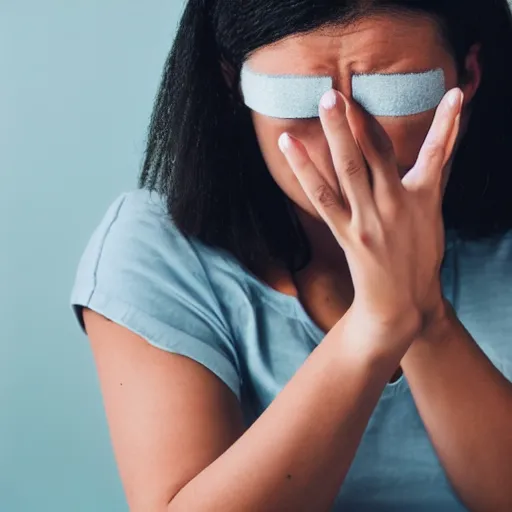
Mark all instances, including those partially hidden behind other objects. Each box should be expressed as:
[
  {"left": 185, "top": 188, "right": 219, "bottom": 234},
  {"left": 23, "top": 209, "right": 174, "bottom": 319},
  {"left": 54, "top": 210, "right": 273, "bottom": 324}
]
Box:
[{"left": 278, "top": 86, "right": 463, "bottom": 355}]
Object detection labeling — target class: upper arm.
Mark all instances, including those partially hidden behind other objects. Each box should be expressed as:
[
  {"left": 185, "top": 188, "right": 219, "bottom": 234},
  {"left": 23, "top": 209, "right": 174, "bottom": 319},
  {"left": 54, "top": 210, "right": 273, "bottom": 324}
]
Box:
[{"left": 83, "top": 308, "right": 246, "bottom": 511}]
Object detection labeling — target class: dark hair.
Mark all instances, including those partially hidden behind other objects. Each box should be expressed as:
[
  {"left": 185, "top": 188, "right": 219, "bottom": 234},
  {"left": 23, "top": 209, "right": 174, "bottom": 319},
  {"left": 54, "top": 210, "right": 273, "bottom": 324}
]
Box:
[{"left": 139, "top": 0, "right": 512, "bottom": 275}]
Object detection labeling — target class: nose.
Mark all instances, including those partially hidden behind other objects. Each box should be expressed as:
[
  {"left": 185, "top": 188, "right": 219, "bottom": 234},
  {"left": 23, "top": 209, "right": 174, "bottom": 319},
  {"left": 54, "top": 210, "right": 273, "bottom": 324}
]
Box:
[{"left": 329, "top": 67, "right": 354, "bottom": 106}]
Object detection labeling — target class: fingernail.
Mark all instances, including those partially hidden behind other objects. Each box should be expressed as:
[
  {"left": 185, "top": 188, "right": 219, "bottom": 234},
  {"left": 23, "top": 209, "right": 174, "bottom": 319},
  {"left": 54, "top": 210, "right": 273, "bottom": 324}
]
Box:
[
  {"left": 278, "top": 132, "right": 291, "bottom": 153},
  {"left": 447, "top": 89, "right": 461, "bottom": 108},
  {"left": 320, "top": 89, "right": 337, "bottom": 110}
]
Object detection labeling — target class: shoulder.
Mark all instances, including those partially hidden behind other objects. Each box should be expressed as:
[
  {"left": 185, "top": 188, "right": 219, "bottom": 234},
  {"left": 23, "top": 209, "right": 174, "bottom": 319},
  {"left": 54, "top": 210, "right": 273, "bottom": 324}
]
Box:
[
  {"left": 84, "top": 188, "right": 245, "bottom": 279},
  {"left": 87, "top": 188, "right": 185, "bottom": 258},
  {"left": 70, "top": 188, "right": 243, "bottom": 399},
  {"left": 70, "top": 189, "right": 202, "bottom": 306},
  {"left": 71, "top": 188, "right": 223, "bottom": 295}
]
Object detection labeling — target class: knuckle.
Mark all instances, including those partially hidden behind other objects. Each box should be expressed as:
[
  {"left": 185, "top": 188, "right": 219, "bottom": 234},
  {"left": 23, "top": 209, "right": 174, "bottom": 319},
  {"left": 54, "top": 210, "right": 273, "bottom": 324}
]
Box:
[
  {"left": 351, "top": 216, "right": 384, "bottom": 249},
  {"left": 313, "top": 184, "right": 338, "bottom": 208},
  {"left": 422, "top": 140, "right": 445, "bottom": 163},
  {"left": 381, "top": 198, "right": 404, "bottom": 222},
  {"left": 344, "top": 158, "right": 363, "bottom": 178},
  {"left": 357, "top": 228, "right": 374, "bottom": 248}
]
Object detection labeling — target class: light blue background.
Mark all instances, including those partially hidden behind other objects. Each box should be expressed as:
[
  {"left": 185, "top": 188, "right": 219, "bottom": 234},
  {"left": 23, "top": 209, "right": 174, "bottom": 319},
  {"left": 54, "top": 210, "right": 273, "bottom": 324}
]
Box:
[
  {"left": 1, "top": 1, "right": 185, "bottom": 510},
  {"left": 3, "top": 2, "right": 512, "bottom": 512}
]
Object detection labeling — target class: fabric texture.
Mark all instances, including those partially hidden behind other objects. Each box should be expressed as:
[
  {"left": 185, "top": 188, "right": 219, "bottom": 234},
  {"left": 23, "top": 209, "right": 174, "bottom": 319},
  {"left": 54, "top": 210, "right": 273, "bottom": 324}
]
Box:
[
  {"left": 240, "top": 61, "right": 445, "bottom": 118},
  {"left": 70, "top": 188, "right": 512, "bottom": 511}
]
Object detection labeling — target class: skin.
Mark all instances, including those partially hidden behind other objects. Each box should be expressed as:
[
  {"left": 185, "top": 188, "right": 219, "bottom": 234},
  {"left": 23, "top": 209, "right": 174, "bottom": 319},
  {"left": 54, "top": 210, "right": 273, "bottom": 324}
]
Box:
[
  {"left": 81, "top": 11, "right": 512, "bottom": 512},
  {"left": 233, "top": 15, "right": 512, "bottom": 510},
  {"left": 232, "top": 13, "right": 481, "bottom": 326}
]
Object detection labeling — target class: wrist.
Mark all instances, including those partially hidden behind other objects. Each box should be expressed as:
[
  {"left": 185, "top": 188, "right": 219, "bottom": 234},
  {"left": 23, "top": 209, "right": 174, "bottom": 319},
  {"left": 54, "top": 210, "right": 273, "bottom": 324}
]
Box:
[
  {"left": 341, "top": 304, "right": 421, "bottom": 369},
  {"left": 401, "top": 299, "right": 455, "bottom": 369},
  {"left": 419, "top": 297, "right": 453, "bottom": 339},
  {"left": 348, "top": 302, "right": 422, "bottom": 341}
]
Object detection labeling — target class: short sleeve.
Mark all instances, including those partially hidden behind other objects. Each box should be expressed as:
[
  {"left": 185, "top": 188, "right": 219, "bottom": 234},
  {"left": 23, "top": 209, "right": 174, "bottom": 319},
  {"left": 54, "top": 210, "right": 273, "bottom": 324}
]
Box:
[{"left": 70, "top": 189, "right": 242, "bottom": 401}]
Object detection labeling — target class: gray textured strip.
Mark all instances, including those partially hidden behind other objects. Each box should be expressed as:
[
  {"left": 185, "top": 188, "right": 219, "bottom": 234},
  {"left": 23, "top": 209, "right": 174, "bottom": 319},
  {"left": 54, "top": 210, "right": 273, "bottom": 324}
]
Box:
[
  {"left": 240, "top": 62, "right": 445, "bottom": 118},
  {"left": 352, "top": 69, "right": 445, "bottom": 116},
  {"left": 240, "top": 62, "right": 332, "bottom": 118}
]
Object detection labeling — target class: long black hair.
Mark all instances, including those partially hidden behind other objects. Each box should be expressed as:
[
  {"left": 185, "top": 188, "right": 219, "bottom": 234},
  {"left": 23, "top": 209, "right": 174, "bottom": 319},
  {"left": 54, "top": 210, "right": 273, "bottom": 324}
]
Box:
[{"left": 139, "top": 0, "right": 512, "bottom": 275}]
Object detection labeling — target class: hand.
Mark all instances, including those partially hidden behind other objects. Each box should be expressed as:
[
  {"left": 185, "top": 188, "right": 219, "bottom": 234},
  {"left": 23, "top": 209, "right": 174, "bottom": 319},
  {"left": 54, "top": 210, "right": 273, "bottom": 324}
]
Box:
[{"left": 278, "top": 87, "right": 463, "bottom": 354}]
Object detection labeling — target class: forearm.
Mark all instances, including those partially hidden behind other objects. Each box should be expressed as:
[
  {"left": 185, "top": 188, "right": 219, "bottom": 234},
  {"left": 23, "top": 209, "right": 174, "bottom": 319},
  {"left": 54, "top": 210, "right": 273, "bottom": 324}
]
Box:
[
  {"left": 401, "top": 299, "right": 512, "bottom": 512},
  {"left": 168, "top": 309, "right": 412, "bottom": 512}
]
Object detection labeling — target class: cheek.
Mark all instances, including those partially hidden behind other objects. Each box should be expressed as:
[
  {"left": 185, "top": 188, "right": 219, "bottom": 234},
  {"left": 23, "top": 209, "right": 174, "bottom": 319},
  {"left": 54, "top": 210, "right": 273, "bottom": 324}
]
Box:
[
  {"left": 251, "top": 109, "right": 438, "bottom": 215},
  {"left": 377, "top": 111, "right": 435, "bottom": 176},
  {"left": 251, "top": 114, "right": 312, "bottom": 200}
]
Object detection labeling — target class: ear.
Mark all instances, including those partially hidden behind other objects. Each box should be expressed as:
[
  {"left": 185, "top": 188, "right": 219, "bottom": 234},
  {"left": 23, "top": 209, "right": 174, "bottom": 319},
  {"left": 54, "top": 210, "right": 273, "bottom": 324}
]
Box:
[{"left": 459, "top": 43, "right": 482, "bottom": 107}]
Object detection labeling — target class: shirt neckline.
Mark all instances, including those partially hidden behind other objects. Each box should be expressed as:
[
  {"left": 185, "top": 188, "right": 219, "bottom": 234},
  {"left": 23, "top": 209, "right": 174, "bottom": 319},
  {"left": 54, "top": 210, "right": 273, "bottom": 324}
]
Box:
[
  {"left": 228, "top": 228, "right": 457, "bottom": 330},
  {"left": 221, "top": 228, "right": 458, "bottom": 397}
]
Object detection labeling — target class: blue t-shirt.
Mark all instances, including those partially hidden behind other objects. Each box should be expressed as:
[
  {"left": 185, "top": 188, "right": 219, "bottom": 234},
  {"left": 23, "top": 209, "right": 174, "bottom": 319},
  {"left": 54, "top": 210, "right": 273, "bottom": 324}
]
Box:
[{"left": 70, "top": 188, "right": 512, "bottom": 511}]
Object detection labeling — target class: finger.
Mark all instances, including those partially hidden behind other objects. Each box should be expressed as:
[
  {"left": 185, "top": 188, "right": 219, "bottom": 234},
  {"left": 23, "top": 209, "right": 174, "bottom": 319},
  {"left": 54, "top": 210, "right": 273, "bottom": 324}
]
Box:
[
  {"left": 278, "top": 132, "right": 350, "bottom": 241},
  {"left": 347, "top": 101, "right": 403, "bottom": 207},
  {"left": 440, "top": 109, "right": 463, "bottom": 194},
  {"left": 445, "top": 96, "right": 464, "bottom": 162},
  {"left": 319, "top": 89, "right": 376, "bottom": 222},
  {"left": 402, "top": 88, "right": 463, "bottom": 192}
]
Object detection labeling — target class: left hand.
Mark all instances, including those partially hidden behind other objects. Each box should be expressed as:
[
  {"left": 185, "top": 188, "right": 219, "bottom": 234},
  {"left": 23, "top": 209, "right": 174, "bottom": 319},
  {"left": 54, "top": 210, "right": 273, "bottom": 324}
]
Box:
[{"left": 278, "top": 88, "right": 463, "bottom": 337}]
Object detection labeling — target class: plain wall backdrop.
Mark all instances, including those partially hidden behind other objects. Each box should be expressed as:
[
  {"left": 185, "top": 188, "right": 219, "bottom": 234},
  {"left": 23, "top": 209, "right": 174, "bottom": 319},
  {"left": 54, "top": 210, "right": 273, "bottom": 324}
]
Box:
[
  {"left": 1, "top": 1, "right": 185, "bottom": 510},
  {"left": 3, "top": 1, "right": 512, "bottom": 511}
]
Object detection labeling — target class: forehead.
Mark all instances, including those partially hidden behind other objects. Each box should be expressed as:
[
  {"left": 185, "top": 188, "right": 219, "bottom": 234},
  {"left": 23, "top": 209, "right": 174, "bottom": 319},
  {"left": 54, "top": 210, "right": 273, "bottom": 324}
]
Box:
[{"left": 245, "top": 14, "right": 449, "bottom": 77}]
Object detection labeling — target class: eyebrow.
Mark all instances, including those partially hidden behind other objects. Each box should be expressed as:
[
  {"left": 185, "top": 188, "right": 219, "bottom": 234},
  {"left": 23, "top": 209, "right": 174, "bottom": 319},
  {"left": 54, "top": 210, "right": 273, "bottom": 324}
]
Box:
[
  {"left": 241, "top": 67, "right": 332, "bottom": 79},
  {"left": 242, "top": 64, "right": 437, "bottom": 79}
]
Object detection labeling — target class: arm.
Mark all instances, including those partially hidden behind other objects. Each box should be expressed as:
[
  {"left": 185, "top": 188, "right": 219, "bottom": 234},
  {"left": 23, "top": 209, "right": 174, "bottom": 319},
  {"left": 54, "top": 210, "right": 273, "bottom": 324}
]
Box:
[
  {"left": 83, "top": 306, "right": 416, "bottom": 512},
  {"left": 401, "top": 298, "right": 512, "bottom": 512}
]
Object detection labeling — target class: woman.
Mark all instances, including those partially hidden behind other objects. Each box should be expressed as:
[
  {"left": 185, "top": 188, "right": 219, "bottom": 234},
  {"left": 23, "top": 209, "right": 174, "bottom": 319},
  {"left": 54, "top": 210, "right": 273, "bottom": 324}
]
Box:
[{"left": 70, "top": 0, "right": 512, "bottom": 510}]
